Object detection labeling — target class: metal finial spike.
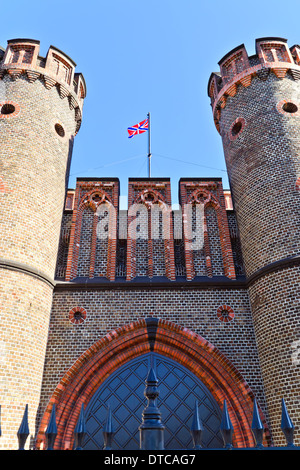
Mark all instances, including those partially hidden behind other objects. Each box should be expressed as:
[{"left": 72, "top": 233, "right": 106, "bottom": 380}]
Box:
[
  {"left": 139, "top": 368, "right": 165, "bottom": 450},
  {"left": 143, "top": 367, "right": 160, "bottom": 404},
  {"left": 281, "top": 398, "right": 295, "bottom": 447},
  {"left": 146, "top": 367, "right": 158, "bottom": 385},
  {"left": 74, "top": 404, "right": 86, "bottom": 450},
  {"left": 220, "top": 400, "right": 234, "bottom": 449},
  {"left": 17, "top": 404, "right": 30, "bottom": 450},
  {"left": 103, "top": 405, "right": 115, "bottom": 450},
  {"left": 45, "top": 404, "right": 57, "bottom": 450},
  {"left": 103, "top": 405, "right": 114, "bottom": 434},
  {"left": 190, "top": 400, "right": 203, "bottom": 449},
  {"left": 251, "top": 399, "right": 264, "bottom": 448}
]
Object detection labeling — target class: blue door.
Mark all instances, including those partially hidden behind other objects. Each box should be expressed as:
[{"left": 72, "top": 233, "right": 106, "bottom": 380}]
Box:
[{"left": 83, "top": 353, "right": 223, "bottom": 450}]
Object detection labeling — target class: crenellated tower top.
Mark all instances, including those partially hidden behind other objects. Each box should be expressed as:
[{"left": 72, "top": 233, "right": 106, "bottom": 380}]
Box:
[
  {"left": 0, "top": 38, "right": 86, "bottom": 133},
  {"left": 208, "top": 37, "right": 300, "bottom": 133}
]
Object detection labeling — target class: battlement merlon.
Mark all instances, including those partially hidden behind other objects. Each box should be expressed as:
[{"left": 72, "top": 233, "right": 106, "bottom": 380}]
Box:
[
  {"left": 207, "top": 37, "right": 300, "bottom": 133},
  {"left": 0, "top": 39, "right": 86, "bottom": 131}
]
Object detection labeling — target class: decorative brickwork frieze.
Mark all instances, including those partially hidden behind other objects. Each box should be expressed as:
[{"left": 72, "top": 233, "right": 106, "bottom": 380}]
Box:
[{"left": 57, "top": 182, "right": 241, "bottom": 283}]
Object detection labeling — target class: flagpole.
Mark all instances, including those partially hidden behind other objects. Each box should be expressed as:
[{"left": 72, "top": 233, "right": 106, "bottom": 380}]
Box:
[{"left": 147, "top": 112, "right": 151, "bottom": 178}]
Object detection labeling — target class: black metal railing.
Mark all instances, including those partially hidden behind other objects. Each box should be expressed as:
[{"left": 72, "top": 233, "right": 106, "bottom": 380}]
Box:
[{"left": 1, "top": 368, "right": 300, "bottom": 450}]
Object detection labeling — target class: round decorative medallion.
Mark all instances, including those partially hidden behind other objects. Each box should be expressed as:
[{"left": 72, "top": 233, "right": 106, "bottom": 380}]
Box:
[
  {"left": 217, "top": 305, "right": 235, "bottom": 322},
  {"left": 69, "top": 306, "right": 87, "bottom": 325}
]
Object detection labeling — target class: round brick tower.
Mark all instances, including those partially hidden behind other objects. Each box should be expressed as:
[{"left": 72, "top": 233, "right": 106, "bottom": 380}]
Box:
[
  {"left": 0, "top": 39, "right": 86, "bottom": 449},
  {"left": 208, "top": 37, "right": 300, "bottom": 445}
]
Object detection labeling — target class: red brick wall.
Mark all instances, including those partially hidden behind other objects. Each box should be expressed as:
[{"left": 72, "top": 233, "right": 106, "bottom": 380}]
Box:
[{"left": 58, "top": 180, "right": 242, "bottom": 283}]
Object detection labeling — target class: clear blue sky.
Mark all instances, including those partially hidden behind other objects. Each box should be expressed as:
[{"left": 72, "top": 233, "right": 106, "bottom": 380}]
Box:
[{"left": 1, "top": 0, "right": 299, "bottom": 207}]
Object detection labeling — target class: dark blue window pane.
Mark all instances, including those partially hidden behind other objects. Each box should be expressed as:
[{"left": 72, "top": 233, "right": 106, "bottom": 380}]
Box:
[{"left": 83, "top": 353, "right": 223, "bottom": 450}]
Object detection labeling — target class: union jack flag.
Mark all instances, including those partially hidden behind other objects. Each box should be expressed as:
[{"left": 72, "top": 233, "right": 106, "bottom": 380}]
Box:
[{"left": 127, "top": 118, "right": 149, "bottom": 138}]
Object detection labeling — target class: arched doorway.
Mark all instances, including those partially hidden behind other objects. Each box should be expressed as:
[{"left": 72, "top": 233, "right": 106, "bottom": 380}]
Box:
[
  {"left": 37, "top": 318, "right": 269, "bottom": 449},
  {"left": 83, "top": 353, "right": 223, "bottom": 450}
]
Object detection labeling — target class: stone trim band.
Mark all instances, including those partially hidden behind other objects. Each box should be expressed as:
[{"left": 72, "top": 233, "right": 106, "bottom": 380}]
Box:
[{"left": 0, "top": 258, "right": 55, "bottom": 288}]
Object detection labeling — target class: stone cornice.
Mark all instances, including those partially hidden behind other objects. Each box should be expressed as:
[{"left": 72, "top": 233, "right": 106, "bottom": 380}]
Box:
[
  {"left": 0, "top": 64, "right": 84, "bottom": 133},
  {"left": 211, "top": 63, "right": 300, "bottom": 133},
  {"left": 0, "top": 258, "right": 55, "bottom": 288}
]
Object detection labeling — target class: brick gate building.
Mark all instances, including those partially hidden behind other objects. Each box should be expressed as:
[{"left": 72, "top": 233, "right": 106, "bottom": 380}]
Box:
[{"left": 0, "top": 37, "right": 299, "bottom": 450}]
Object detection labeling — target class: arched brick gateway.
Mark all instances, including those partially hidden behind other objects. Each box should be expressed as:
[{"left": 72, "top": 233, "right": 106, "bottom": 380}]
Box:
[{"left": 36, "top": 318, "right": 270, "bottom": 449}]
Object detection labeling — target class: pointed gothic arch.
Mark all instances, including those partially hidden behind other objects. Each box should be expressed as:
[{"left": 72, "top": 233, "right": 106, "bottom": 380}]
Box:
[{"left": 36, "top": 318, "right": 270, "bottom": 449}]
